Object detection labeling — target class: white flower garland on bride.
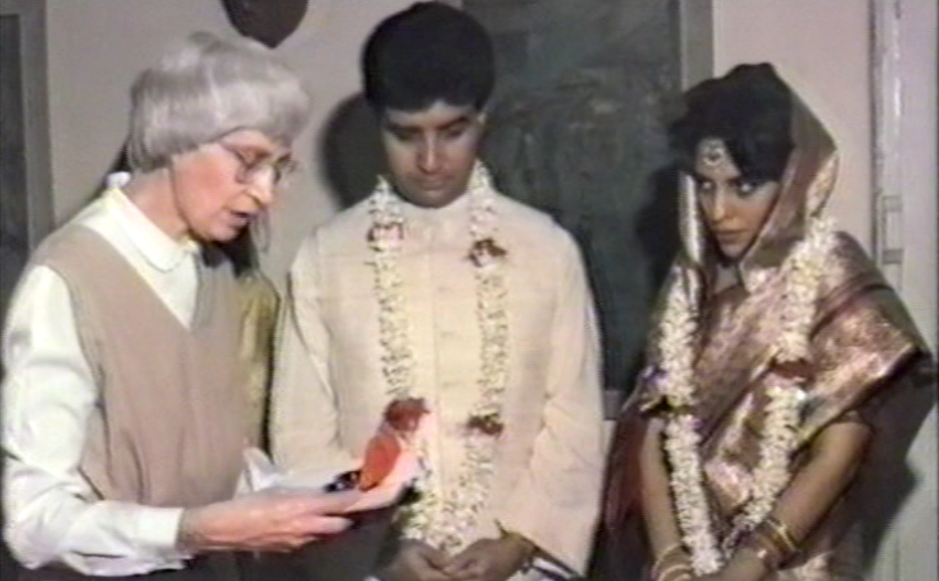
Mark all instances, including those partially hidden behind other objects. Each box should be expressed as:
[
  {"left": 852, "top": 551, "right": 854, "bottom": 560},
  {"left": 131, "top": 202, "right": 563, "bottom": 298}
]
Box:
[
  {"left": 657, "top": 214, "right": 836, "bottom": 575},
  {"left": 366, "top": 161, "right": 509, "bottom": 552}
]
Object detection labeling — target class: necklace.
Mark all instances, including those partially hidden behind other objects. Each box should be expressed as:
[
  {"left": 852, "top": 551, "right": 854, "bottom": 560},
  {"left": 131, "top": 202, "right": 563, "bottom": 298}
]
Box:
[
  {"left": 656, "top": 215, "right": 835, "bottom": 574},
  {"left": 366, "top": 161, "right": 510, "bottom": 551}
]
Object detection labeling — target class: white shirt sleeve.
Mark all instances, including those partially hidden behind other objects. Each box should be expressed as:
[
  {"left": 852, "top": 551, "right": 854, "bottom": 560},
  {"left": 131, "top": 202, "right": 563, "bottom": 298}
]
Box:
[{"left": 2, "top": 266, "right": 190, "bottom": 575}]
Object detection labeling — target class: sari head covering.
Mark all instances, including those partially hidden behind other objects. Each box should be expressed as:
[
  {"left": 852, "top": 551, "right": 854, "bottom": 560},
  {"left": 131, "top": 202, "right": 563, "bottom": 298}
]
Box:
[
  {"left": 675, "top": 62, "right": 838, "bottom": 300},
  {"left": 603, "top": 63, "right": 932, "bottom": 579}
]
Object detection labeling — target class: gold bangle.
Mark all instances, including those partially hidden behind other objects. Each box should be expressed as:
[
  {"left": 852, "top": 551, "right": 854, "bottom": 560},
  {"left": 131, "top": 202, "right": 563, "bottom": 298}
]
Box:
[
  {"left": 650, "top": 542, "right": 685, "bottom": 579},
  {"left": 764, "top": 516, "right": 799, "bottom": 554},
  {"left": 655, "top": 562, "right": 692, "bottom": 581},
  {"left": 754, "top": 520, "right": 795, "bottom": 564}
]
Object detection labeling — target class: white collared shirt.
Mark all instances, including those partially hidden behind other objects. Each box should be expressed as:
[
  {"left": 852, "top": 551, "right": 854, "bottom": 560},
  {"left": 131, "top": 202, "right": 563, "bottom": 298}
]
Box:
[{"left": 3, "top": 187, "right": 221, "bottom": 575}]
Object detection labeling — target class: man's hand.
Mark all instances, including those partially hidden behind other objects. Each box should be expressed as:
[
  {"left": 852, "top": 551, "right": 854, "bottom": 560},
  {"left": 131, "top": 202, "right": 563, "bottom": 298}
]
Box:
[
  {"left": 178, "top": 489, "right": 359, "bottom": 553},
  {"left": 379, "top": 539, "right": 452, "bottom": 581},
  {"left": 443, "top": 536, "right": 532, "bottom": 581}
]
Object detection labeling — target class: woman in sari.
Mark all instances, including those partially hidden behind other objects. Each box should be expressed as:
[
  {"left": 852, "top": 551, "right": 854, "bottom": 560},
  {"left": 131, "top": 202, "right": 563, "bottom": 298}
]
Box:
[{"left": 604, "top": 64, "right": 933, "bottom": 581}]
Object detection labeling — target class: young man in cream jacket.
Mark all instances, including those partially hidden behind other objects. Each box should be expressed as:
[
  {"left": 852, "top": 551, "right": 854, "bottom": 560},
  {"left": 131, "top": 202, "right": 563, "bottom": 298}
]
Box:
[{"left": 271, "top": 4, "right": 605, "bottom": 580}]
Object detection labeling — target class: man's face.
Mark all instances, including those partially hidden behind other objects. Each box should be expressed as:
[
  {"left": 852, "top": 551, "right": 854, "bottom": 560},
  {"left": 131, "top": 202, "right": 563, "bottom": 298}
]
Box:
[{"left": 380, "top": 101, "right": 484, "bottom": 208}]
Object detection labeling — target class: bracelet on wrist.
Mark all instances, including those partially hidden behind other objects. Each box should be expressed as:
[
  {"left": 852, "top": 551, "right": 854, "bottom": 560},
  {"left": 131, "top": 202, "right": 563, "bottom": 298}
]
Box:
[
  {"left": 752, "top": 516, "right": 799, "bottom": 566},
  {"left": 656, "top": 562, "right": 693, "bottom": 581},
  {"left": 650, "top": 542, "right": 687, "bottom": 580},
  {"left": 763, "top": 516, "right": 799, "bottom": 555}
]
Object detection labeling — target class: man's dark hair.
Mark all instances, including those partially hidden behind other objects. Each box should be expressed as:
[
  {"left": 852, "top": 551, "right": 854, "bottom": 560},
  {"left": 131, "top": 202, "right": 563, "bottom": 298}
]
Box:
[
  {"left": 669, "top": 63, "right": 795, "bottom": 182},
  {"left": 362, "top": 2, "right": 495, "bottom": 113}
]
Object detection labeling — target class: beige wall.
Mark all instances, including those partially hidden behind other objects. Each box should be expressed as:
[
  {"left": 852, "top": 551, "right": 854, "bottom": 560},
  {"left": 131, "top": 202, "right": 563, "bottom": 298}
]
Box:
[
  {"left": 713, "top": 1, "right": 873, "bottom": 248},
  {"left": 44, "top": 0, "right": 414, "bottom": 282},
  {"left": 45, "top": 0, "right": 229, "bottom": 222},
  {"left": 888, "top": 0, "right": 938, "bottom": 350},
  {"left": 867, "top": 2, "right": 937, "bottom": 580}
]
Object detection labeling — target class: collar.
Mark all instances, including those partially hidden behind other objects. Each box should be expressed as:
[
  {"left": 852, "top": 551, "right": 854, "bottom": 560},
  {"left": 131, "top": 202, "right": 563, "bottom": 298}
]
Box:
[
  {"left": 399, "top": 191, "right": 473, "bottom": 224},
  {"left": 104, "top": 182, "right": 200, "bottom": 272}
]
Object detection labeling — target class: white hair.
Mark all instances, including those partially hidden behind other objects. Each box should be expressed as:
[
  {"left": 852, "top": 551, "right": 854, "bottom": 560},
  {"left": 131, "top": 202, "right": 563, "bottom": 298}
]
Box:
[{"left": 126, "top": 31, "right": 311, "bottom": 172}]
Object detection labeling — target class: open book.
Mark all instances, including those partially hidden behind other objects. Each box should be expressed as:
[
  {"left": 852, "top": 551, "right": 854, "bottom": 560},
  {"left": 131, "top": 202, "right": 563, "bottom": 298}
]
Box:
[{"left": 244, "top": 399, "right": 429, "bottom": 581}]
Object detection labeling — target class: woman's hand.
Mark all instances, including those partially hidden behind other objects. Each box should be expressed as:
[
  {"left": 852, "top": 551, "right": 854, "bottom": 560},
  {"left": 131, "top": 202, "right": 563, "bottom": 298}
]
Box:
[{"left": 177, "top": 489, "right": 359, "bottom": 553}]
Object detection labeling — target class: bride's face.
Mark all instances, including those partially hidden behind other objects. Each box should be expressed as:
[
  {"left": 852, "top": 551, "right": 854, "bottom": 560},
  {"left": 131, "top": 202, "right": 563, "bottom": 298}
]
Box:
[{"left": 692, "top": 138, "right": 780, "bottom": 261}]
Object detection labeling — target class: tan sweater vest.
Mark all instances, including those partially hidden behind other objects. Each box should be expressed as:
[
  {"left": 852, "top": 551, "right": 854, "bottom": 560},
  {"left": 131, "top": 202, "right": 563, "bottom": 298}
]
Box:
[{"left": 32, "top": 226, "right": 247, "bottom": 508}]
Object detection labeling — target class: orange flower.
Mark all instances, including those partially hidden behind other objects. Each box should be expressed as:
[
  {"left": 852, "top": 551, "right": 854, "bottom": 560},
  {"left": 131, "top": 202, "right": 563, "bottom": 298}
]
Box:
[{"left": 359, "top": 398, "right": 428, "bottom": 490}]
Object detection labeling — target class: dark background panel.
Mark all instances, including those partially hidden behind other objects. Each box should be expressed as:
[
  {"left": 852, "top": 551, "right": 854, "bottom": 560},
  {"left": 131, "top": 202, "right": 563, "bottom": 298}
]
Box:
[{"left": 467, "top": 0, "right": 682, "bottom": 396}]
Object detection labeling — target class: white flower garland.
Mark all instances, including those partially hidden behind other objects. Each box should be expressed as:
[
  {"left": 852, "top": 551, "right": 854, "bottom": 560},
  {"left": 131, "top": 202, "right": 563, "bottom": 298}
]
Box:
[
  {"left": 658, "top": 216, "right": 836, "bottom": 574},
  {"left": 367, "top": 162, "right": 509, "bottom": 552}
]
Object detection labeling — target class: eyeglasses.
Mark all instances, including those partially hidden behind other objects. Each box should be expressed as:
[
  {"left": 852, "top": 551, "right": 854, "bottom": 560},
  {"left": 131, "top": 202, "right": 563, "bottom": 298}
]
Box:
[{"left": 216, "top": 141, "right": 297, "bottom": 186}]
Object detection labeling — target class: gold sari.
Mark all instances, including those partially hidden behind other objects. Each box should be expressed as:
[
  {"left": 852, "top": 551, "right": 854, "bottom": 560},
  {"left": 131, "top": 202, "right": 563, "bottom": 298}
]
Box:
[
  {"left": 604, "top": 99, "right": 933, "bottom": 580},
  {"left": 236, "top": 270, "right": 281, "bottom": 449}
]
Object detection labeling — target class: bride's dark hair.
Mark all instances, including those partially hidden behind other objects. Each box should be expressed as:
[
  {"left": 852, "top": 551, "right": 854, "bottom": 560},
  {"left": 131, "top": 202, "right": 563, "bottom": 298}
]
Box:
[{"left": 669, "top": 63, "right": 795, "bottom": 183}]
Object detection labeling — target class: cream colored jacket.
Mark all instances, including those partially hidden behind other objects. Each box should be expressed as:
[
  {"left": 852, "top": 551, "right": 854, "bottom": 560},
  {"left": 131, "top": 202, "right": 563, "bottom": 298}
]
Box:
[{"left": 271, "top": 192, "right": 604, "bottom": 574}]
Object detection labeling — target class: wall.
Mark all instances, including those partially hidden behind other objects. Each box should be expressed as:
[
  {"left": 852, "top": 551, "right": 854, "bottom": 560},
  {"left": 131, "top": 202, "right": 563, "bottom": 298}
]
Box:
[
  {"left": 44, "top": 1, "right": 228, "bottom": 221},
  {"left": 43, "top": 0, "right": 415, "bottom": 282},
  {"left": 265, "top": 0, "right": 416, "bottom": 279},
  {"left": 867, "top": 1, "right": 937, "bottom": 580},
  {"left": 883, "top": 0, "right": 937, "bottom": 350},
  {"left": 713, "top": 0, "right": 873, "bottom": 247}
]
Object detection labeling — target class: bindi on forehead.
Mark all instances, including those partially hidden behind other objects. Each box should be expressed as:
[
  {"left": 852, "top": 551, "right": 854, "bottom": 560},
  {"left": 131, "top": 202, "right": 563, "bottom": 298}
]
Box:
[{"left": 694, "top": 138, "right": 741, "bottom": 178}]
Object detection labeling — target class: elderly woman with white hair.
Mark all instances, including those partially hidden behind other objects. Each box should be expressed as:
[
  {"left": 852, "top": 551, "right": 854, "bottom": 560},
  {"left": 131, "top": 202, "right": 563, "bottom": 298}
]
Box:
[{"left": 1, "top": 32, "right": 359, "bottom": 581}]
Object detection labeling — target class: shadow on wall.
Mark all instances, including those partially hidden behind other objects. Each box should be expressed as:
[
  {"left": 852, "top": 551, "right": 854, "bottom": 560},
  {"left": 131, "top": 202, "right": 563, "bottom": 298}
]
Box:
[
  {"left": 858, "top": 364, "right": 936, "bottom": 574},
  {"left": 636, "top": 162, "right": 681, "bottom": 306},
  {"left": 319, "top": 94, "right": 386, "bottom": 210}
]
